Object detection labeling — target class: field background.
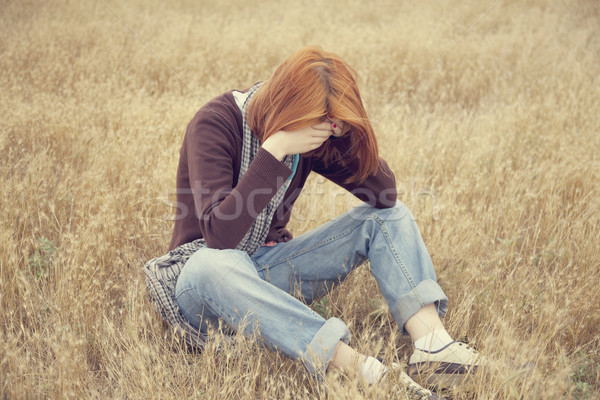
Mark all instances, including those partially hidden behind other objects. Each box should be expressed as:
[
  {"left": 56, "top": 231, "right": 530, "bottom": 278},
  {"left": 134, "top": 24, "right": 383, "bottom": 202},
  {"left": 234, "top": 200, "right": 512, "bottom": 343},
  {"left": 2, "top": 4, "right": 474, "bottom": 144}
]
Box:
[{"left": 1, "top": 0, "right": 599, "bottom": 398}]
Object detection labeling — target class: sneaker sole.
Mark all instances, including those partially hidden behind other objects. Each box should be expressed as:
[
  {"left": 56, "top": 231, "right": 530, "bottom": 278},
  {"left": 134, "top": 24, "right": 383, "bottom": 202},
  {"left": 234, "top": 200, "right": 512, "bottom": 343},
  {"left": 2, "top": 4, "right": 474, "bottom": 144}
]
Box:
[{"left": 408, "top": 362, "right": 478, "bottom": 388}]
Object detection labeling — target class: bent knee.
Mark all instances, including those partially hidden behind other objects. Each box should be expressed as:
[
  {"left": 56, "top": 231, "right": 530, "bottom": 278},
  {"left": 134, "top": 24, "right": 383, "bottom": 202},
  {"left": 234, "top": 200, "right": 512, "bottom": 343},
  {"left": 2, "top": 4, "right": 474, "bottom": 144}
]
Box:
[
  {"left": 177, "top": 248, "right": 255, "bottom": 290},
  {"left": 362, "top": 200, "right": 413, "bottom": 222}
]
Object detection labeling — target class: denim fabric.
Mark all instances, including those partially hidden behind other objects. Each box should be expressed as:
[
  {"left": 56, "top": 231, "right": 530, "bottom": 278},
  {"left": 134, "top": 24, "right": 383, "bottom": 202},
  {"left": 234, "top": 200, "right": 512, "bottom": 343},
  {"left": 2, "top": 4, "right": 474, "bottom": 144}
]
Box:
[{"left": 175, "top": 200, "right": 448, "bottom": 377}]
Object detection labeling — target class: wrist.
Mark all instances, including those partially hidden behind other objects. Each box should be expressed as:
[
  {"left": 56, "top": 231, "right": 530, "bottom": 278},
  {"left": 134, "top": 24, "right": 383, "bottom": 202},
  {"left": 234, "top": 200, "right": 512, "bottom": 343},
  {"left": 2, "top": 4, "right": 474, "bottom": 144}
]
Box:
[{"left": 261, "top": 135, "right": 287, "bottom": 161}]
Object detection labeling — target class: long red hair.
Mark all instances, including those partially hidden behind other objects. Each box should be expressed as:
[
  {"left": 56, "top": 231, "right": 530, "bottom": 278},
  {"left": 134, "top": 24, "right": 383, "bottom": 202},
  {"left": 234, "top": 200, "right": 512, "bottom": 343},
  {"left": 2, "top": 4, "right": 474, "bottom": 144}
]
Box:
[{"left": 248, "top": 46, "right": 379, "bottom": 184}]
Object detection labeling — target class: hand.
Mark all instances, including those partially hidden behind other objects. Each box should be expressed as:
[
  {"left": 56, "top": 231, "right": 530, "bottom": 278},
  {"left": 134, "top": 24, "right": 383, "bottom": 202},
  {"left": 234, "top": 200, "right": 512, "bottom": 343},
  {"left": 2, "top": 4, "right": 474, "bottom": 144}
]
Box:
[
  {"left": 262, "top": 121, "right": 334, "bottom": 160},
  {"left": 327, "top": 115, "right": 351, "bottom": 137}
]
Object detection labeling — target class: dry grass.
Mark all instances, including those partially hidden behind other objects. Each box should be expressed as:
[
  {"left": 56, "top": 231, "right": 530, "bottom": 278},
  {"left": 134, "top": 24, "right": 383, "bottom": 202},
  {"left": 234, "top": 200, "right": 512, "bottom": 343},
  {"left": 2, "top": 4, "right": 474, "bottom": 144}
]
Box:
[{"left": 1, "top": 0, "right": 599, "bottom": 398}]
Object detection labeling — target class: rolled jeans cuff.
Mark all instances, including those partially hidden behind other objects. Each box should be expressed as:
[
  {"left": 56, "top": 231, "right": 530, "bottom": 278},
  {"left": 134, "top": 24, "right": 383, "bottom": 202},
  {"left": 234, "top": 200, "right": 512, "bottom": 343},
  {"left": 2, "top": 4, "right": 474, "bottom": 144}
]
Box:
[
  {"left": 301, "top": 317, "right": 351, "bottom": 378},
  {"left": 390, "top": 279, "right": 449, "bottom": 335}
]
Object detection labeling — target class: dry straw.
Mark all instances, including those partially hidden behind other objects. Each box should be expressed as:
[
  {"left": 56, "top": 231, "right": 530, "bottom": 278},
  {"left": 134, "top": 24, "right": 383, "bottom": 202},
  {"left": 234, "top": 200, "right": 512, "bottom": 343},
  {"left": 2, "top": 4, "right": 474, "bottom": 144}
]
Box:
[{"left": 1, "top": 0, "right": 598, "bottom": 398}]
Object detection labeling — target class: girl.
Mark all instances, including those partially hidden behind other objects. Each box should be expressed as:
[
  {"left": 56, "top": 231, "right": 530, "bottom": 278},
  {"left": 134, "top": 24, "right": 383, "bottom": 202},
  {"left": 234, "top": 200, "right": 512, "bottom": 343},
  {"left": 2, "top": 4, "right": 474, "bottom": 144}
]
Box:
[{"left": 145, "top": 46, "right": 484, "bottom": 400}]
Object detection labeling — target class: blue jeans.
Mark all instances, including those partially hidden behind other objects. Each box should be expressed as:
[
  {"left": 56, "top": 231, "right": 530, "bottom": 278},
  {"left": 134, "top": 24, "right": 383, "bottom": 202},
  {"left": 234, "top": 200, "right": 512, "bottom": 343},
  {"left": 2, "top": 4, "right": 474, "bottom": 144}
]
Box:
[{"left": 175, "top": 201, "right": 448, "bottom": 377}]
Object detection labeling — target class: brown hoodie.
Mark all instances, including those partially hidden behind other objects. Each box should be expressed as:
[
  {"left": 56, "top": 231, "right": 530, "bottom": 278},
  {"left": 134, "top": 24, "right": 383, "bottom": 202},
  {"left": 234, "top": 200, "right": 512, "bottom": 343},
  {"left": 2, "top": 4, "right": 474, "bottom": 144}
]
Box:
[{"left": 169, "top": 90, "right": 397, "bottom": 251}]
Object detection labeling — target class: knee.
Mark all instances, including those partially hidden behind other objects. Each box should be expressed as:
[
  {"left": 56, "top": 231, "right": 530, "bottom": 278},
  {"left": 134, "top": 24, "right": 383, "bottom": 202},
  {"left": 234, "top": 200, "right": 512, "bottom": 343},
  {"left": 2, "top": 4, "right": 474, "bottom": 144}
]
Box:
[
  {"left": 177, "top": 248, "right": 253, "bottom": 292},
  {"left": 390, "top": 200, "right": 414, "bottom": 220},
  {"left": 366, "top": 200, "right": 413, "bottom": 222}
]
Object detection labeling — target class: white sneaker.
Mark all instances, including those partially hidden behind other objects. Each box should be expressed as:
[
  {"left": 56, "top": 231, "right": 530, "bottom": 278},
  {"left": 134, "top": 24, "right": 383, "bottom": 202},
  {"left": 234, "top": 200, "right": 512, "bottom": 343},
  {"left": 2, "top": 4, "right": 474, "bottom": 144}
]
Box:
[
  {"left": 408, "top": 341, "right": 486, "bottom": 387},
  {"left": 387, "top": 363, "right": 446, "bottom": 400}
]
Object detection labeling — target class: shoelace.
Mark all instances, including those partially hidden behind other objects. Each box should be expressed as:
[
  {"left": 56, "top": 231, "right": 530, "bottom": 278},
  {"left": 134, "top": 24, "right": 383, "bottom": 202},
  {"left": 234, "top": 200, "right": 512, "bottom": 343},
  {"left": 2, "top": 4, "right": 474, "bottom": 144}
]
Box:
[
  {"left": 457, "top": 341, "right": 475, "bottom": 353},
  {"left": 456, "top": 340, "right": 489, "bottom": 367},
  {"left": 456, "top": 339, "right": 478, "bottom": 351},
  {"left": 398, "top": 370, "right": 433, "bottom": 398}
]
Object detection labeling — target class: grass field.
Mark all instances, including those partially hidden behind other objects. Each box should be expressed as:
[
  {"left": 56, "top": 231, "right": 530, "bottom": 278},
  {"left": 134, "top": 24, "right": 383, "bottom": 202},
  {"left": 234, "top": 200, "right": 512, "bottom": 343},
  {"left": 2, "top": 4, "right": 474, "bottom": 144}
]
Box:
[{"left": 1, "top": 0, "right": 599, "bottom": 398}]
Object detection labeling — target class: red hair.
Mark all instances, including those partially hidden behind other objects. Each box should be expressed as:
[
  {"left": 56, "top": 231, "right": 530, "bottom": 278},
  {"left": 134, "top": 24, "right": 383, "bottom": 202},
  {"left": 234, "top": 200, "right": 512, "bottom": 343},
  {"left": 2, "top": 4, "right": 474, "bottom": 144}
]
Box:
[{"left": 248, "top": 46, "right": 379, "bottom": 184}]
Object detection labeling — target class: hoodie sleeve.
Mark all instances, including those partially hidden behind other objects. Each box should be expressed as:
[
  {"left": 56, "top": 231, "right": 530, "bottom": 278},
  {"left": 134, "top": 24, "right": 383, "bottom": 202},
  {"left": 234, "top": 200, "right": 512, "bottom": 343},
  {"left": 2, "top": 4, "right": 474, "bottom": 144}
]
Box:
[
  {"left": 183, "top": 96, "right": 293, "bottom": 249},
  {"left": 311, "top": 136, "right": 398, "bottom": 208}
]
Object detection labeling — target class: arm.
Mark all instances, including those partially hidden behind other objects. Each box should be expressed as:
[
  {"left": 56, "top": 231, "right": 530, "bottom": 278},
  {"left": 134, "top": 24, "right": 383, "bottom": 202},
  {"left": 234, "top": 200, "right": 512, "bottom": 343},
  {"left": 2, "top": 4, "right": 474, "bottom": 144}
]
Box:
[
  {"left": 185, "top": 102, "right": 293, "bottom": 249},
  {"left": 185, "top": 102, "right": 335, "bottom": 249},
  {"left": 311, "top": 135, "right": 398, "bottom": 208}
]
